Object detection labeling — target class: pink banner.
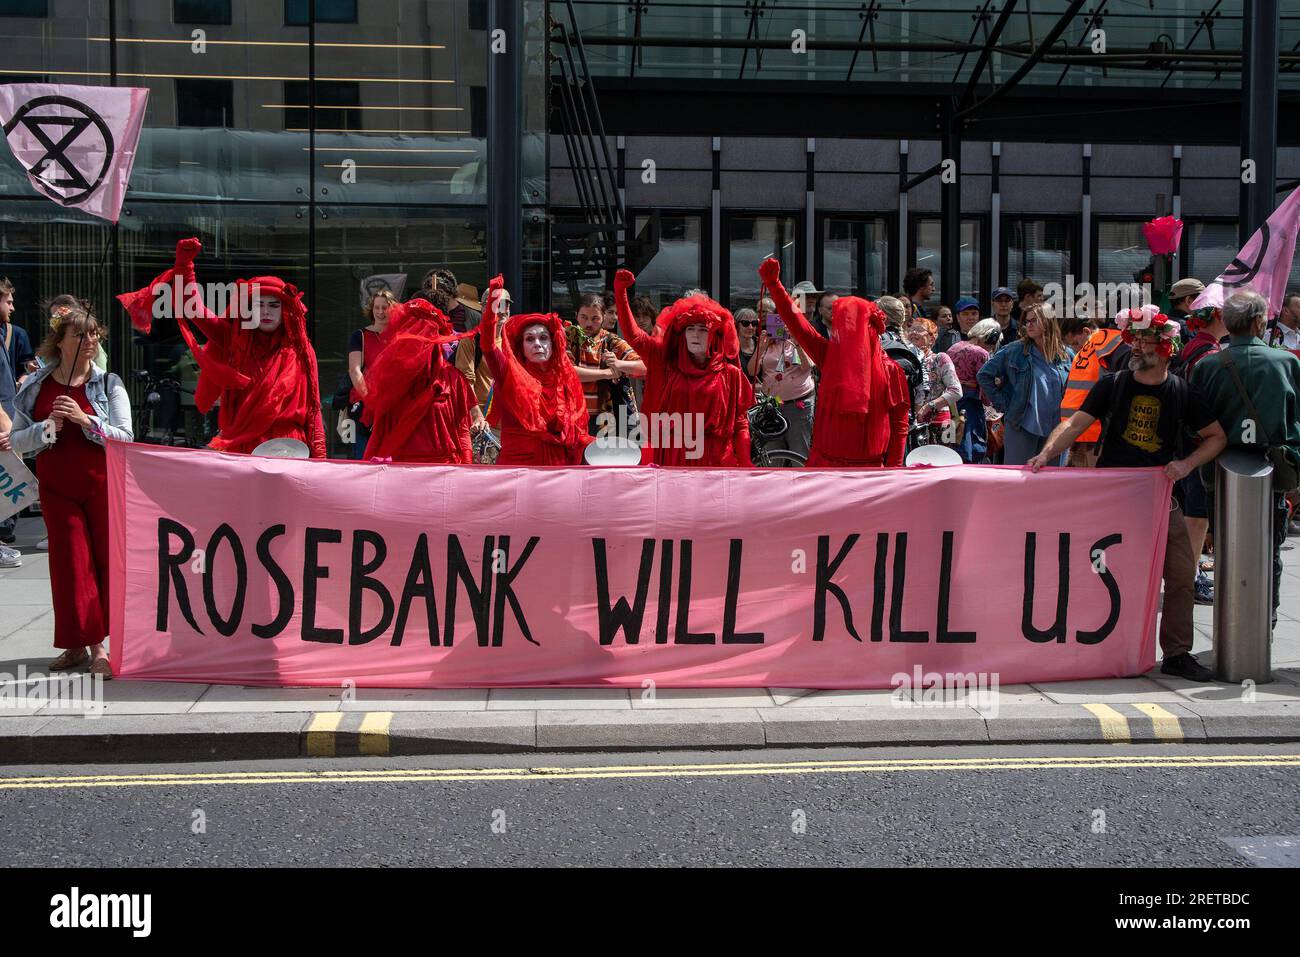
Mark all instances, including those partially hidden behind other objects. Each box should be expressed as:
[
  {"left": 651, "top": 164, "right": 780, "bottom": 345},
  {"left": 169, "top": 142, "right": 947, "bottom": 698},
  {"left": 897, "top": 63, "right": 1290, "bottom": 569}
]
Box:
[{"left": 107, "top": 442, "right": 1170, "bottom": 689}]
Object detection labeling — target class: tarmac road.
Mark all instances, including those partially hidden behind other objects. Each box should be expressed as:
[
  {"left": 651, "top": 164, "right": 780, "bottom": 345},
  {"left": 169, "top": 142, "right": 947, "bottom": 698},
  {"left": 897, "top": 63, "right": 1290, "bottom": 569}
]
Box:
[{"left": 1, "top": 743, "right": 1298, "bottom": 867}]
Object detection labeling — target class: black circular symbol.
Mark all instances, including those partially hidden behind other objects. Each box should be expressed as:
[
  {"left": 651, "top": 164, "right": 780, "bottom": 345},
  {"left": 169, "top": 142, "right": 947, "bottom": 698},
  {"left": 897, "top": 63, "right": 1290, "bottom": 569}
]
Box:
[{"left": 2, "top": 95, "right": 115, "bottom": 206}]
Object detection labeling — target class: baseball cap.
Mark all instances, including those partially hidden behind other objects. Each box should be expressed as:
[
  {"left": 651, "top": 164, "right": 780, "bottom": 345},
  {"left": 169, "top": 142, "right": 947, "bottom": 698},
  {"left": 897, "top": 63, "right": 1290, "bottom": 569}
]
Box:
[
  {"left": 992, "top": 286, "right": 1015, "bottom": 301},
  {"left": 954, "top": 296, "right": 980, "bottom": 314},
  {"left": 1169, "top": 278, "right": 1206, "bottom": 300}
]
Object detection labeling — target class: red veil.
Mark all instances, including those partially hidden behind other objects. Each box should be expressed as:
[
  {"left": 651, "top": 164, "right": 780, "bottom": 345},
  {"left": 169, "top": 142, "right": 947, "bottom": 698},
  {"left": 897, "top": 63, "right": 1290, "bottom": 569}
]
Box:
[
  {"left": 118, "top": 239, "right": 326, "bottom": 457},
  {"left": 823, "top": 295, "right": 894, "bottom": 417},
  {"left": 361, "top": 299, "right": 476, "bottom": 459},
  {"left": 647, "top": 295, "right": 752, "bottom": 427}
]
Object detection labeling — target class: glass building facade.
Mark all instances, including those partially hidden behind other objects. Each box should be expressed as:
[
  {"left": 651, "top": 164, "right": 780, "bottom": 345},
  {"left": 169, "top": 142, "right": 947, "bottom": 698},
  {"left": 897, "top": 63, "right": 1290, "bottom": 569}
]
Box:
[{"left": 0, "top": 0, "right": 546, "bottom": 454}]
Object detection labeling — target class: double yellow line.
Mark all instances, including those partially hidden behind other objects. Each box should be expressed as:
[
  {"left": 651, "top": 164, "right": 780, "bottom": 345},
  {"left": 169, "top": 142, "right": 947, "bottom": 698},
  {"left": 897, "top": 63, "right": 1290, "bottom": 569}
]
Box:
[{"left": 2, "top": 754, "right": 1298, "bottom": 791}]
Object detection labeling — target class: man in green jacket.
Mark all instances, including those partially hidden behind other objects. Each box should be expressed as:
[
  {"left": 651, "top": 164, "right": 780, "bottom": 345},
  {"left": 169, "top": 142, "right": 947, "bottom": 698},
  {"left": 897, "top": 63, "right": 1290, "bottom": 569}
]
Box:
[{"left": 1191, "top": 289, "right": 1300, "bottom": 630}]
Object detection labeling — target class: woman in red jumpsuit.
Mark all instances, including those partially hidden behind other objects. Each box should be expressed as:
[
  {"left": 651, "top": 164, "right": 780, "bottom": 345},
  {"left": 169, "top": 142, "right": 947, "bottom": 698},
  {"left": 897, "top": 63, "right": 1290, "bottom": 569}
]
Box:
[
  {"left": 759, "top": 257, "right": 909, "bottom": 467},
  {"left": 479, "top": 275, "right": 591, "bottom": 465},
  {"left": 118, "top": 237, "right": 326, "bottom": 457},
  {"left": 612, "top": 269, "right": 753, "bottom": 467},
  {"left": 361, "top": 298, "right": 479, "bottom": 464}
]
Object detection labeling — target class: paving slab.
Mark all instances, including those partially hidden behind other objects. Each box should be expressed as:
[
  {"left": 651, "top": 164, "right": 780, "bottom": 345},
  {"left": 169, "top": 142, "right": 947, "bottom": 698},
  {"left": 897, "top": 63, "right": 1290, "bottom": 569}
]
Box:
[
  {"left": 49, "top": 679, "right": 211, "bottom": 716},
  {"left": 630, "top": 688, "right": 774, "bottom": 710},
  {"left": 189, "top": 684, "right": 345, "bottom": 713},
  {"left": 487, "top": 688, "right": 632, "bottom": 711},
  {"left": 759, "top": 706, "right": 987, "bottom": 746},
  {"left": 341, "top": 688, "right": 489, "bottom": 712},
  {"left": 782, "top": 689, "right": 906, "bottom": 708},
  {"left": 387, "top": 711, "right": 536, "bottom": 754},
  {"left": 536, "top": 708, "right": 765, "bottom": 749},
  {"left": 1031, "top": 677, "right": 1186, "bottom": 704}
]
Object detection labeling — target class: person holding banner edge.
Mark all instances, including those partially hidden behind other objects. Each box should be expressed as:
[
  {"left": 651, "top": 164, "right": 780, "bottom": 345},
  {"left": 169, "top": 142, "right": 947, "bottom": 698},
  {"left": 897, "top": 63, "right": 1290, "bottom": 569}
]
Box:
[
  {"left": 0, "top": 307, "right": 132, "bottom": 678},
  {"left": 1026, "top": 308, "right": 1225, "bottom": 682}
]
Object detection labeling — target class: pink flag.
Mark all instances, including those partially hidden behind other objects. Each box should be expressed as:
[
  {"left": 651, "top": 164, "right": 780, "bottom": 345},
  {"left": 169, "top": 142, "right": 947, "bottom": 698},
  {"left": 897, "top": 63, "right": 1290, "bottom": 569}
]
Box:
[
  {"left": 0, "top": 84, "right": 149, "bottom": 223},
  {"left": 1193, "top": 185, "right": 1300, "bottom": 316}
]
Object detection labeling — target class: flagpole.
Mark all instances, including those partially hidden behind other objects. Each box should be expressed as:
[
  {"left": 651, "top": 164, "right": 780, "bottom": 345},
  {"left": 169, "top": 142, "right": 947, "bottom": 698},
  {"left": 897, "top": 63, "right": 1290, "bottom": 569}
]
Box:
[{"left": 108, "top": 0, "right": 122, "bottom": 376}]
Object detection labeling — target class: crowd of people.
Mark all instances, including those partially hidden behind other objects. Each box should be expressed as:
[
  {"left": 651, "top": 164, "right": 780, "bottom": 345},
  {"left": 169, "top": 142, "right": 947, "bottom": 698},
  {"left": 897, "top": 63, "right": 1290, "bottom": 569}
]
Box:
[{"left": 1, "top": 237, "right": 1299, "bottom": 684}]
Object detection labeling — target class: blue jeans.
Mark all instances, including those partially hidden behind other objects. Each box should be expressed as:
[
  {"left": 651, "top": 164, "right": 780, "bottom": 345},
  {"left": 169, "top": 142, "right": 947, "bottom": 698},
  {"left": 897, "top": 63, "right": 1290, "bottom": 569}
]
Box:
[
  {"left": 956, "top": 394, "right": 987, "bottom": 464},
  {"left": 350, "top": 421, "right": 372, "bottom": 460},
  {"left": 1002, "top": 422, "right": 1064, "bottom": 466}
]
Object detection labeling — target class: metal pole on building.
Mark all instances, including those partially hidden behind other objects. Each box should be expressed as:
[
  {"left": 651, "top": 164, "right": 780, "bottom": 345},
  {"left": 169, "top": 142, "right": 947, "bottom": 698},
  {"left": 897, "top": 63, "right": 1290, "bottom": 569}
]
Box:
[
  {"left": 1213, "top": 451, "right": 1275, "bottom": 683},
  {"left": 488, "top": 0, "right": 523, "bottom": 294},
  {"left": 940, "top": 98, "right": 962, "bottom": 302},
  {"left": 1240, "top": 0, "right": 1279, "bottom": 243}
]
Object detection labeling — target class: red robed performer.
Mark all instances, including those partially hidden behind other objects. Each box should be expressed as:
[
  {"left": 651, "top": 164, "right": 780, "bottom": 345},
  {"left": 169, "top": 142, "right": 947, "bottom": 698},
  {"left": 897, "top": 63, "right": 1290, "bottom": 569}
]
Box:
[
  {"left": 480, "top": 274, "right": 591, "bottom": 465},
  {"left": 360, "top": 298, "right": 478, "bottom": 464},
  {"left": 613, "top": 268, "right": 753, "bottom": 467},
  {"left": 118, "top": 238, "right": 326, "bottom": 457},
  {"left": 759, "top": 257, "right": 909, "bottom": 467}
]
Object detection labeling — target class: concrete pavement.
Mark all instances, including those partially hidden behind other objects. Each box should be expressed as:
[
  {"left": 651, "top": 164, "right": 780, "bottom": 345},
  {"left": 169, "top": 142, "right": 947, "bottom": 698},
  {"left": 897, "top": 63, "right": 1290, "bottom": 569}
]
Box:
[{"left": 4, "top": 514, "right": 1300, "bottom": 762}]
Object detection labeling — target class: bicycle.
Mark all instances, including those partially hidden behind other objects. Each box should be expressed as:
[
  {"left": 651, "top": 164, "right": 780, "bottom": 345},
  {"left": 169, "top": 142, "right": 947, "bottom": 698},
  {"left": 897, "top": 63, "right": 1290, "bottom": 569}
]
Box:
[
  {"left": 748, "top": 394, "right": 807, "bottom": 468},
  {"left": 131, "top": 369, "right": 197, "bottom": 447},
  {"left": 472, "top": 427, "right": 501, "bottom": 465}
]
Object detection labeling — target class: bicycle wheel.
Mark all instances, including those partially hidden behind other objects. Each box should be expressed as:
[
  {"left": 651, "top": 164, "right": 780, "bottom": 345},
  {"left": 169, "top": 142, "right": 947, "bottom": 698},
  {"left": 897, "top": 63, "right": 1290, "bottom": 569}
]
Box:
[{"left": 758, "top": 449, "right": 807, "bottom": 468}]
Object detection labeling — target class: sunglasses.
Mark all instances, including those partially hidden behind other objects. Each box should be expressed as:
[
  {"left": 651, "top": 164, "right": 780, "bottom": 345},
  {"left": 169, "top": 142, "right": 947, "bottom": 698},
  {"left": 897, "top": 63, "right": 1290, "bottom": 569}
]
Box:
[{"left": 738, "top": 320, "right": 757, "bottom": 327}]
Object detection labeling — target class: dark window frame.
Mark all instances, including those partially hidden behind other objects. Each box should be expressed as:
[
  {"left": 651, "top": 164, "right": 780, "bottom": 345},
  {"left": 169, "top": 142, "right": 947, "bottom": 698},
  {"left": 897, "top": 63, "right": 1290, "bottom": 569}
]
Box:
[
  {"left": 720, "top": 208, "right": 804, "bottom": 312},
  {"left": 906, "top": 212, "right": 990, "bottom": 306},
  {"left": 814, "top": 211, "right": 898, "bottom": 300},
  {"left": 1091, "top": 214, "right": 1157, "bottom": 288},
  {"left": 173, "top": 0, "right": 232, "bottom": 26},
  {"left": 284, "top": 0, "right": 358, "bottom": 26},
  {"left": 999, "top": 213, "right": 1083, "bottom": 294},
  {"left": 627, "top": 206, "right": 712, "bottom": 304}
]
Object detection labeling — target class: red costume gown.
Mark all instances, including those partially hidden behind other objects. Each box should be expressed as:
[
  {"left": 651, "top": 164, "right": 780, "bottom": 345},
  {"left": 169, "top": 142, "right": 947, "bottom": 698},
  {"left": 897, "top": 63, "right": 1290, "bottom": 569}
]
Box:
[
  {"left": 479, "top": 275, "right": 592, "bottom": 466},
  {"left": 613, "top": 269, "right": 753, "bottom": 467},
  {"left": 118, "top": 238, "right": 326, "bottom": 457},
  {"left": 361, "top": 299, "right": 477, "bottom": 464},
  {"left": 759, "top": 258, "right": 909, "bottom": 467}
]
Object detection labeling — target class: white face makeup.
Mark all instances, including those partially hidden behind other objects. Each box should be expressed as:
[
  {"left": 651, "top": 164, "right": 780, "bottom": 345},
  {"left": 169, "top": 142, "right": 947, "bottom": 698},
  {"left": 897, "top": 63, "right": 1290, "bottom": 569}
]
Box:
[
  {"left": 255, "top": 295, "right": 283, "bottom": 332},
  {"left": 683, "top": 322, "right": 709, "bottom": 357},
  {"left": 522, "top": 323, "right": 552, "bottom": 363}
]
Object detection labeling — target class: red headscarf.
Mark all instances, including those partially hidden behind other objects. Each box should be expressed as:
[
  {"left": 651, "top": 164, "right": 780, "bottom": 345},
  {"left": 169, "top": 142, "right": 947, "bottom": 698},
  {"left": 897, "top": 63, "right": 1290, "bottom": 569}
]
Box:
[
  {"left": 821, "top": 296, "right": 890, "bottom": 417},
  {"left": 496, "top": 311, "right": 589, "bottom": 457},
  {"left": 648, "top": 295, "right": 752, "bottom": 432}
]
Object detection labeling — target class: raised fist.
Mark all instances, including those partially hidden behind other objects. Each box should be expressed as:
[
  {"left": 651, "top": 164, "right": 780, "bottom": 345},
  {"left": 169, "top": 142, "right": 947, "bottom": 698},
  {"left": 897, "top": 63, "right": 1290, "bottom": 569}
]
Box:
[
  {"left": 758, "top": 257, "right": 781, "bottom": 287},
  {"left": 614, "top": 268, "right": 635, "bottom": 292},
  {"left": 487, "top": 273, "right": 504, "bottom": 292},
  {"left": 175, "top": 237, "right": 202, "bottom": 264}
]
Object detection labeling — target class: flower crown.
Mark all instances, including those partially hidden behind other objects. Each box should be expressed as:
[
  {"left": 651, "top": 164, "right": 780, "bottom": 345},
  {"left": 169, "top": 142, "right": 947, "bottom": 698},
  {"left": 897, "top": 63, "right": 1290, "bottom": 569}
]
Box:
[
  {"left": 1114, "top": 304, "right": 1178, "bottom": 339},
  {"left": 1186, "top": 305, "right": 1221, "bottom": 333},
  {"left": 49, "top": 304, "right": 74, "bottom": 330}
]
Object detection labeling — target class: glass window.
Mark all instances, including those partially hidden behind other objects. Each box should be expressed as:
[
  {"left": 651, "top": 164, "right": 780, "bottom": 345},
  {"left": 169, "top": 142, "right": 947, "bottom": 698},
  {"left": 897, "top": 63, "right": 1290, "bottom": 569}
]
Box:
[
  {"left": 1005, "top": 218, "right": 1074, "bottom": 299},
  {"left": 282, "top": 80, "right": 362, "bottom": 132},
  {"left": 822, "top": 216, "right": 889, "bottom": 299},
  {"left": 1183, "top": 221, "right": 1237, "bottom": 282},
  {"left": 175, "top": 79, "right": 233, "bottom": 128},
  {"left": 913, "top": 217, "right": 981, "bottom": 303},
  {"left": 285, "top": 0, "right": 357, "bottom": 26},
  {"left": 0, "top": 1, "right": 48, "bottom": 15},
  {"left": 174, "top": 0, "right": 231, "bottom": 24},
  {"left": 725, "top": 213, "right": 798, "bottom": 311},
  {"left": 630, "top": 212, "right": 705, "bottom": 312},
  {"left": 1095, "top": 220, "right": 1151, "bottom": 287}
]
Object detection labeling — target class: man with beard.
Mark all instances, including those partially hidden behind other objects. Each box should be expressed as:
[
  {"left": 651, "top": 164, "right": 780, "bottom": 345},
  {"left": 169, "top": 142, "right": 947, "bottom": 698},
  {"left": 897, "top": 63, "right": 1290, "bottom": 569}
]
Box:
[{"left": 1026, "top": 307, "right": 1226, "bottom": 682}]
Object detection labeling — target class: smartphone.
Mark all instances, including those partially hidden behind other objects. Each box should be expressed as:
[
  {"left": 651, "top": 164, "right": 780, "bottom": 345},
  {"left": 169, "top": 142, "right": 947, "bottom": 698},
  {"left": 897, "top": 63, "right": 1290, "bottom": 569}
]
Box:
[{"left": 765, "top": 313, "right": 787, "bottom": 339}]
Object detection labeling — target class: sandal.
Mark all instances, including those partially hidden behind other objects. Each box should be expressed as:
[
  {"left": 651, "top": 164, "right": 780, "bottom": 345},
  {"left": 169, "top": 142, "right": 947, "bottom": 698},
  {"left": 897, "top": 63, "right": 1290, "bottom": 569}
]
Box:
[
  {"left": 48, "top": 648, "right": 89, "bottom": 672},
  {"left": 89, "top": 657, "right": 113, "bottom": 681}
]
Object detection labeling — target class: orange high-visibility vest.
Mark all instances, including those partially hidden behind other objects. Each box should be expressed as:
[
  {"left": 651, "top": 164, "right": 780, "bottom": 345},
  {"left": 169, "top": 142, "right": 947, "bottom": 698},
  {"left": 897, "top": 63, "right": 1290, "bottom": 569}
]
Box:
[{"left": 1060, "top": 328, "right": 1123, "bottom": 443}]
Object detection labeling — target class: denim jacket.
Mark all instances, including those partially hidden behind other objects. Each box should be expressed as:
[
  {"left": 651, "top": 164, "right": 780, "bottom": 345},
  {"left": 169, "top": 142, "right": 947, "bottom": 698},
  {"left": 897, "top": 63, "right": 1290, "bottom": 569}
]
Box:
[
  {"left": 9, "top": 363, "right": 134, "bottom": 456},
  {"left": 976, "top": 340, "right": 1073, "bottom": 432}
]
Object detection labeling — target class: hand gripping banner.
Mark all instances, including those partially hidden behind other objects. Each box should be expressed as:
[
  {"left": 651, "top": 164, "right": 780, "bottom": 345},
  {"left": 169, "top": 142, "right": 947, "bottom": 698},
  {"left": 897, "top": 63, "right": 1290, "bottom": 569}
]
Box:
[{"left": 107, "top": 442, "right": 1169, "bottom": 689}]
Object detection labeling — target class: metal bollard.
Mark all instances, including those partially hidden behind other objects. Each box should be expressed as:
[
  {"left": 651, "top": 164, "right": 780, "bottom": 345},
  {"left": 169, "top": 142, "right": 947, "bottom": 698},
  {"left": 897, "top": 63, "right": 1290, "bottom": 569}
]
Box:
[{"left": 1212, "top": 450, "right": 1274, "bottom": 683}]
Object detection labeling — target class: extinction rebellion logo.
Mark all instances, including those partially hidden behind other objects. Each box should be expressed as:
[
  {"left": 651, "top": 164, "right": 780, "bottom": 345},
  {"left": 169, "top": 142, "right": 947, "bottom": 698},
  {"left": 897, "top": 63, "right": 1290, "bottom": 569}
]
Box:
[{"left": 2, "top": 95, "right": 115, "bottom": 206}]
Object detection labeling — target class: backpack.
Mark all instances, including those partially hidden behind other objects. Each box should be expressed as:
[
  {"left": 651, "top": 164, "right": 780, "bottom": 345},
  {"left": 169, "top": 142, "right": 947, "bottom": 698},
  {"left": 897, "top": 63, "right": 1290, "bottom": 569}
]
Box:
[{"left": 1169, "top": 338, "right": 1216, "bottom": 381}]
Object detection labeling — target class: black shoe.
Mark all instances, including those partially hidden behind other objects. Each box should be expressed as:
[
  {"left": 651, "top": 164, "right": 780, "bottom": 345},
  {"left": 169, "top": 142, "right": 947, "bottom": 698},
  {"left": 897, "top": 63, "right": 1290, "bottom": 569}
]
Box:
[
  {"left": 0, "top": 531, "right": 14, "bottom": 545},
  {"left": 1161, "top": 653, "right": 1215, "bottom": 682}
]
